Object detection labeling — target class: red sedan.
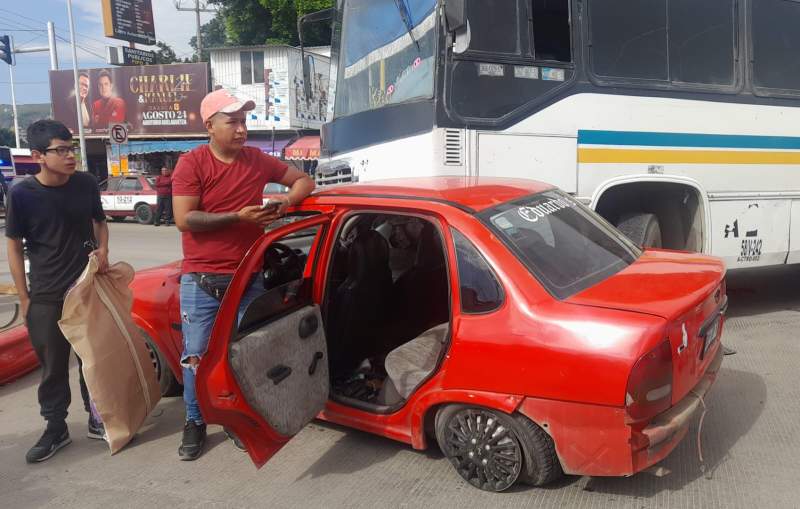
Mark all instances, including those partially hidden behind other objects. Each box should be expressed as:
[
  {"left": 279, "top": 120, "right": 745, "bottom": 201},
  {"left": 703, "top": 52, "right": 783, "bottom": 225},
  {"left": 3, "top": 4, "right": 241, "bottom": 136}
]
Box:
[{"left": 131, "top": 177, "right": 726, "bottom": 492}]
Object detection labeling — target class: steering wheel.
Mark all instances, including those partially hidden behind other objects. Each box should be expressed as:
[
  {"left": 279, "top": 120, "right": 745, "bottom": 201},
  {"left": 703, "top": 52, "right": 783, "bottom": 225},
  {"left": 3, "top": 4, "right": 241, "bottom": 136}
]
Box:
[{"left": 263, "top": 242, "right": 302, "bottom": 290}]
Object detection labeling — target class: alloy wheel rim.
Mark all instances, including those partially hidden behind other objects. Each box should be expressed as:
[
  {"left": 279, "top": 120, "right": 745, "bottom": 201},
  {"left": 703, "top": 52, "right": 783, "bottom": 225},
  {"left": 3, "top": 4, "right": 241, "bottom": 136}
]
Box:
[{"left": 444, "top": 408, "right": 523, "bottom": 491}]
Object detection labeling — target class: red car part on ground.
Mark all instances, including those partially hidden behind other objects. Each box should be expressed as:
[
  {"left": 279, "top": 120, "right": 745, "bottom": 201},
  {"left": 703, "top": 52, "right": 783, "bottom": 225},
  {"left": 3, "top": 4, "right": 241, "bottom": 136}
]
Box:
[
  {"left": 130, "top": 177, "right": 727, "bottom": 492},
  {"left": 0, "top": 325, "right": 38, "bottom": 385}
]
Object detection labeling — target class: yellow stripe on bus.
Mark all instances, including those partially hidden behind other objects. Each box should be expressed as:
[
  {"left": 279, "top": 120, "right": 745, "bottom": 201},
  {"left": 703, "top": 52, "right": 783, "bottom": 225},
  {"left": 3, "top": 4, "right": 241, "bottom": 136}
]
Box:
[{"left": 578, "top": 148, "right": 800, "bottom": 164}]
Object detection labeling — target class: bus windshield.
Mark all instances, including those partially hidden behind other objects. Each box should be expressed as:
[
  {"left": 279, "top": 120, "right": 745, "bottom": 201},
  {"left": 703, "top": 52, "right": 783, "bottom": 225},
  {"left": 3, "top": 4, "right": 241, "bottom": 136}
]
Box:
[{"left": 334, "top": 0, "right": 437, "bottom": 118}]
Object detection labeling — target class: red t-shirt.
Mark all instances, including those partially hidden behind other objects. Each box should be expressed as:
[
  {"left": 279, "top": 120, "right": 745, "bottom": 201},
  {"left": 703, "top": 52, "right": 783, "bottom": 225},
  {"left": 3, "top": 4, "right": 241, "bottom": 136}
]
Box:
[{"left": 172, "top": 145, "right": 288, "bottom": 274}]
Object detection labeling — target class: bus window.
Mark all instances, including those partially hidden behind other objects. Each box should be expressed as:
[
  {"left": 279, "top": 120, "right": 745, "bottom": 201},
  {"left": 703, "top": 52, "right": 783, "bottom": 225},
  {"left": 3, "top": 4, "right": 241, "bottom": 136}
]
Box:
[
  {"left": 589, "top": 0, "right": 736, "bottom": 87},
  {"left": 752, "top": 0, "right": 800, "bottom": 92},
  {"left": 532, "top": 0, "right": 571, "bottom": 63},
  {"left": 464, "top": 0, "right": 521, "bottom": 55}
]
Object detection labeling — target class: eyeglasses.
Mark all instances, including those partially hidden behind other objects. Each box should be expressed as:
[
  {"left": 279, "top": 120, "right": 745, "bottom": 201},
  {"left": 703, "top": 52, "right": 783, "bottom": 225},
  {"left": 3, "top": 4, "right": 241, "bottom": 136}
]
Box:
[{"left": 43, "top": 146, "right": 79, "bottom": 157}]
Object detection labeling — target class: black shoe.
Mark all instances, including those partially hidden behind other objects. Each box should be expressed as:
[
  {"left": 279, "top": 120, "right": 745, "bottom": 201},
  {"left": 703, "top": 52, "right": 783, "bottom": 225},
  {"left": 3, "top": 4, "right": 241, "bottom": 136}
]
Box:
[
  {"left": 223, "top": 427, "right": 247, "bottom": 452},
  {"left": 178, "top": 421, "right": 206, "bottom": 461},
  {"left": 26, "top": 424, "right": 71, "bottom": 463},
  {"left": 87, "top": 415, "right": 105, "bottom": 440},
  {"left": 153, "top": 223, "right": 161, "bottom": 227}
]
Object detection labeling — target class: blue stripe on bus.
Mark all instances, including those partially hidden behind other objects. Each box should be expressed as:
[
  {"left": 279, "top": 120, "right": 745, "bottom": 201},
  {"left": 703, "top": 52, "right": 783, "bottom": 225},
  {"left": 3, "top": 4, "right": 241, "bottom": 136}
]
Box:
[{"left": 578, "top": 130, "right": 800, "bottom": 150}]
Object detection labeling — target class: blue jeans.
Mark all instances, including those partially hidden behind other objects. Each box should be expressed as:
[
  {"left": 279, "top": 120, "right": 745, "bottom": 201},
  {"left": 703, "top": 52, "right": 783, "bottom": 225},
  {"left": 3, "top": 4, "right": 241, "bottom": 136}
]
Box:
[{"left": 180, "top": 273, "right": 264, "bottom": 424}]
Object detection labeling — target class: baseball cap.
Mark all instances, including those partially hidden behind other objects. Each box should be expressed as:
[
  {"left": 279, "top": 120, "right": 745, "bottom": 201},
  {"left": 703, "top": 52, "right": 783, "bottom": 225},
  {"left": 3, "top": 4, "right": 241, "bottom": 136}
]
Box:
[{"left": 200, "top": 89, "right": 256, "bottom": 123}]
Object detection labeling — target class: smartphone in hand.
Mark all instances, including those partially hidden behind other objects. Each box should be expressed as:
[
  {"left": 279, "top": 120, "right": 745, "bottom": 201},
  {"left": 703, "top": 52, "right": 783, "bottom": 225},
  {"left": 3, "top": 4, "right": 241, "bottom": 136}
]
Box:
[{"left": 261, "top": 198, "right": 283, "bottom": 212}]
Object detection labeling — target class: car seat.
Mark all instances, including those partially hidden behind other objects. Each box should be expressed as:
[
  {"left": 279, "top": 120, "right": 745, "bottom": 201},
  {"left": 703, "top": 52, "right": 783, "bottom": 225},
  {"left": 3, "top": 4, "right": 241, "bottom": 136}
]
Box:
[{"left": 378, "top": 323, "right": 449, "bottom": 405}]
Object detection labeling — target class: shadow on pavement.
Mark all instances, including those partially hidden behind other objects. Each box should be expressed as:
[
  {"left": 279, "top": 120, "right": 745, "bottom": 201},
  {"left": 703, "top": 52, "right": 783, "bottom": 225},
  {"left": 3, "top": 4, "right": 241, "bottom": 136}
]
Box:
[
  {"left": 726, "top": 265, "right": 800, "bottom": 318},
  {"left": 583, "top": 368, "right": 766, "bottom": 498}
]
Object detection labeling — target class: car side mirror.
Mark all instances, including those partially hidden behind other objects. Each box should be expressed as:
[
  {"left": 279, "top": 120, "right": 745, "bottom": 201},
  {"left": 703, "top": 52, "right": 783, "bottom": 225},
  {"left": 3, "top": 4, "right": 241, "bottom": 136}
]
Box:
[{"left": 444, "top": 0, "right": 466, "bottom": 32}]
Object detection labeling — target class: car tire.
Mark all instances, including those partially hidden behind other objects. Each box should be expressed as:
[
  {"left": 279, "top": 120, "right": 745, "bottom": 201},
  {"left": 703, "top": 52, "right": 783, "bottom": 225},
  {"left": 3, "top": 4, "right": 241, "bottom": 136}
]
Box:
[
  {"left": 512, "top": 414, "right": 563, "bottom": 486},
  {"left": 140, "top": 329, "right": 182, "bottom": 397},
  {"left": 616, "top": 212, "right": 662, "bottom": 248},
  {"left": 135, "top": 203, "right": 153, "bottom": 225},
  {"left": 435, "top": 404, "right": 529, "bottom": 492}
]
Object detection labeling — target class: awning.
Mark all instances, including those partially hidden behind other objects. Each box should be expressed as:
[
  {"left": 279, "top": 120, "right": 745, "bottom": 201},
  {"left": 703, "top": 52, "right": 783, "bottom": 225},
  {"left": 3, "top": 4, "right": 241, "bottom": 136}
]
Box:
[
  {"left": 285, "top": 136, "right": 320, "bottom": 160},
  {"left": 124, "top": 139, "right": 207, "bottom": 155},
  {"left": 246, "top": 138, "right": 294, "bottom": 159}
]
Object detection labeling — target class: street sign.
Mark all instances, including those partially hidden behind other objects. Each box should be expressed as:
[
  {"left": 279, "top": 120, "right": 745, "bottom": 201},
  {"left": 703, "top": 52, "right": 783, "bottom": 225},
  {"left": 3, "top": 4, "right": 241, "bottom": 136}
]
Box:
[
  {"left": 108, "top": 46, "right": 156, "bottom": 66},
  {"left": 109, "top": 123, "right": 129, "bottom": 144},
  {"left": 101, "top": 0, "right": 156, "bottom": 46}
]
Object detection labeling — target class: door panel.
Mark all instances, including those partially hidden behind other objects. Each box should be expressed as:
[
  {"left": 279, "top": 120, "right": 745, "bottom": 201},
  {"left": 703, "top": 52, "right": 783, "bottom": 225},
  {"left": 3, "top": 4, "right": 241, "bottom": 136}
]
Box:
[{"left": 230, "top": 305, "right": 328, "bottom": 436}]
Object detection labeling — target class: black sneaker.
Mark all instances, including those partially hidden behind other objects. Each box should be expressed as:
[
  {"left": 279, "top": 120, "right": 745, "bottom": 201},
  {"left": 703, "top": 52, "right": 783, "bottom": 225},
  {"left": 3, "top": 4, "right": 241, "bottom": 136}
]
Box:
[
  {"left": 87, "top": 415, "right": 105, "bottom": 440},
  {"left": 223, "top": 427, "right": 247, "bottom": 452},
  {"left": 26, "top": 424, "right": 71, "bottom": 463},
  {"left": 178, "top": 421, "right": 206, "bottom": 461}
]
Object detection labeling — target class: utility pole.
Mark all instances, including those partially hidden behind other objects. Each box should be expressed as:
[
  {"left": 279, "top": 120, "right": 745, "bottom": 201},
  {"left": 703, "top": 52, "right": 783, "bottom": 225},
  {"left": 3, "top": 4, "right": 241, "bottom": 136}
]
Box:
[
  {"left": 175, "top": 0, "right": 216, "bottom": 61},
  {"left": 66, "top": 0, "right": 87, "bottom": 171}
]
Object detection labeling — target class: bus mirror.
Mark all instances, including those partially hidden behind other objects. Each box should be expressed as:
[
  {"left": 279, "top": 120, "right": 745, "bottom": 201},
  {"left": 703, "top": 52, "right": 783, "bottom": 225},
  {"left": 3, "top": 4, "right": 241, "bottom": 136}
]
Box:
[
  {"left": 302, "top": 54, "right": 314, "bottom": 102},
  {"left": 445, "top": 0, "right": 466, "bottom": 32}
]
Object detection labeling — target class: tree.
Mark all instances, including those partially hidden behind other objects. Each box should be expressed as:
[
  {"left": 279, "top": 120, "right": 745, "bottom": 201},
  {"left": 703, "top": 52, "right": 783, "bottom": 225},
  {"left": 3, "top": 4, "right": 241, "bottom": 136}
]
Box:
[
  {"left": 0, "top": 127, "right": 15, "bottom": 148},
  {"left": 189, "top": 14, "right": 228, "bottom": 61},
  {"left": 259, "top": 0, "right": 333, "bottom": 46},
  {"left": 154, "top": 41, "right": 179, "bottom": 64}
]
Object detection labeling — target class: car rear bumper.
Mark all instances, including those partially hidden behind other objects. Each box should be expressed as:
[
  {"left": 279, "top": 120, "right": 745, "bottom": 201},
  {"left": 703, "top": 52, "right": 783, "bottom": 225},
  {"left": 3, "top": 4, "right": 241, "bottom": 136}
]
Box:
[{"left": 517, "top": 345, "right": 724, "bottom": 477}]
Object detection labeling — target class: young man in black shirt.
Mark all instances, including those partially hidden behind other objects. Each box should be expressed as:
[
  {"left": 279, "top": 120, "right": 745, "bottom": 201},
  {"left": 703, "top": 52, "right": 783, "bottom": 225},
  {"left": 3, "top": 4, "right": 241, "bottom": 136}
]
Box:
[{"left": 5, "top": 120, "right": 110, "bottom": 463}]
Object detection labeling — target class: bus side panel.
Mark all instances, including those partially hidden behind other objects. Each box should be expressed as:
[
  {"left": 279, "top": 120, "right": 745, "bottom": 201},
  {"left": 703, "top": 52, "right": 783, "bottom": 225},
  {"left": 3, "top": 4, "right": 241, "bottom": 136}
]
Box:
[
  {"left": 709, "top": 200, "right": 791, "bottom": 268},
  {"left": 476, "top": 133, "right": 577, "bottom": 193},
  {"left": 787, "top": 201, "right": 800, "bottom": 264}
]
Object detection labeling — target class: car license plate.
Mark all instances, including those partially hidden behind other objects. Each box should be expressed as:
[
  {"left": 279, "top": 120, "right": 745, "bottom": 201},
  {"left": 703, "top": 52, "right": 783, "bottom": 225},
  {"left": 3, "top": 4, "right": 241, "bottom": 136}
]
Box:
[{"left": 702, "top": 315, "right": 720, "bottom": 356}]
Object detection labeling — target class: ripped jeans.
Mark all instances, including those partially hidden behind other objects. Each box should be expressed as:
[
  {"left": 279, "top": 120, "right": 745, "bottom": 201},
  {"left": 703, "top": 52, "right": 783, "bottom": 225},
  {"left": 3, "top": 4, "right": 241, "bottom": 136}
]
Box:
[{"left": 179, "top": 273, "right": 265, "bottom": 424}]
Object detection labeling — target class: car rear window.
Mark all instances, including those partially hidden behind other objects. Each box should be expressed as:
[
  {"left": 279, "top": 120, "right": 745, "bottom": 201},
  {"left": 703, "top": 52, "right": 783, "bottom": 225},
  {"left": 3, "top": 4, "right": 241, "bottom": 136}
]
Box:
[{"left": 480, "top": 190, "right": 641, "bottom": 299}]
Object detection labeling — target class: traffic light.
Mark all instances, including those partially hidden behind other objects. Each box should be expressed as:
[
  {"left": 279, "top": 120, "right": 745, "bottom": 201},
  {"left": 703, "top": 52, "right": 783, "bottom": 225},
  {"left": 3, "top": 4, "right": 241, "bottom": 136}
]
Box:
[{"left": 0, "top": 35, "right": 14, "bottom": 65}]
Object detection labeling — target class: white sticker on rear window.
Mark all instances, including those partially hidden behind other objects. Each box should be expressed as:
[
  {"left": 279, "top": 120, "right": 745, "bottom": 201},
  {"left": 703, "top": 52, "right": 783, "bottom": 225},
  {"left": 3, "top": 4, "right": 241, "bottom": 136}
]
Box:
[
  {"left": 517, "top": 198, "right": 575, "bottom": 223},
  {"left": 478, "top": 63, "right": 505, "bottom": 77}
]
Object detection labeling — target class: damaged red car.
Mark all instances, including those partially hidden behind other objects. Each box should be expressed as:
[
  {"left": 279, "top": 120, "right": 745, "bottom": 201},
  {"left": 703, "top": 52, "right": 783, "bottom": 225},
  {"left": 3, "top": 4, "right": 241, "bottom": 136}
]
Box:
[{"left": 130, "top": 177, "right": 726, "bottom": 492}]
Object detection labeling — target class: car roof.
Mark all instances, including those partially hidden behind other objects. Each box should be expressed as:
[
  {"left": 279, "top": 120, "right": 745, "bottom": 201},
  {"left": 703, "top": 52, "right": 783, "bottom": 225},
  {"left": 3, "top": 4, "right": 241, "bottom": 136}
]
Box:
[{"left": 313, "top": 177, "right": 554, "bottom": 213}]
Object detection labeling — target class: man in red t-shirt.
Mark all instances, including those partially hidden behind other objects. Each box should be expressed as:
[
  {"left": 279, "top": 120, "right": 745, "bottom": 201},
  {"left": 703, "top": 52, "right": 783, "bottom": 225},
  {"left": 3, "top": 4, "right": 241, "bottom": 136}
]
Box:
[
  {"left": 171, "top": 89, "right": 315, "bottom": 461},
  {"left": 153, "top": 165, "right": 173, "bottom": 226}
]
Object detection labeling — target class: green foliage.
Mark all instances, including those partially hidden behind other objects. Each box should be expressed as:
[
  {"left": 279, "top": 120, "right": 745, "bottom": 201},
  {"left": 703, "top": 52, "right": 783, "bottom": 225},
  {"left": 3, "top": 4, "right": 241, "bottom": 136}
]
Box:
[
  {"left": 154, "top": 41, "right": 179, "bottom": 64},
  {"left": 0, "top": 127, "right": 15, "bottom": 147}
]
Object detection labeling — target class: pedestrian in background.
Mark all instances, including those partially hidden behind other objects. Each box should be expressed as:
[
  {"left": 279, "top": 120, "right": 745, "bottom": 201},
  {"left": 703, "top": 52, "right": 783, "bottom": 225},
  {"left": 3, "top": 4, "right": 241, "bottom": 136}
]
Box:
[
  {"left": 154, "top": 164, "right": 173, "bottom": 226},
  {"left": 171, "top": 89, "right": 314, "bottom": 460},
  {"left": 5, "top": 119, "right": 110, "bottom": 463}
]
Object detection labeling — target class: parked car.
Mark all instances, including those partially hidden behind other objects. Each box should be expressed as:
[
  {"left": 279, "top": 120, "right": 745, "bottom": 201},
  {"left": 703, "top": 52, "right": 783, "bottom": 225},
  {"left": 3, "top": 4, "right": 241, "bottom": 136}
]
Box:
[
  {"left": 101, "top": 175, "right": 158, "bottom": 224},
  {"left": 130, "top": 177, "right": 727, "bottom": 492}
]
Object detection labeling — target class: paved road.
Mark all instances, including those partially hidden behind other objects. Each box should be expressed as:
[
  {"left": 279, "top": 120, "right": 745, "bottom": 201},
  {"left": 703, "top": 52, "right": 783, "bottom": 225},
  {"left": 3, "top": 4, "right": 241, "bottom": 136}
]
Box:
[{"left": 0, "top": 224, "right": 798, "bottom": 508}]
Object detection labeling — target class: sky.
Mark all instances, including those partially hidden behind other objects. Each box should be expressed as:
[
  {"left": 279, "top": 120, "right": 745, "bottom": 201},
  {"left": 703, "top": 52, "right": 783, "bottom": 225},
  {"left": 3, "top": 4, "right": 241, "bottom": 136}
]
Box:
[{"left": 0, "top": 0, "right": 216, "bottom": 105}]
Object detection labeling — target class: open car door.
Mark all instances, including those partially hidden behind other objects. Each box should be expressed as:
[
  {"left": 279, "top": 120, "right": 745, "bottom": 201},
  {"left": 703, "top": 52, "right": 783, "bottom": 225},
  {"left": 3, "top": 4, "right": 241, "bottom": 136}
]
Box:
[{"left": 196, "top": 213, "right": 332, "bottom": 467}]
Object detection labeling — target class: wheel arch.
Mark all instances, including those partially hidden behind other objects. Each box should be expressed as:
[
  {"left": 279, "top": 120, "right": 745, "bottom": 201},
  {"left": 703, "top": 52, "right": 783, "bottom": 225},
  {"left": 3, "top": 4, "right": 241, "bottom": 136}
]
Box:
[
  {"left": 589, "top": 175, "right": 712, "bottom": 253},
  {"left": 131, "top": 312, "right": 182, "bottom": 383}
]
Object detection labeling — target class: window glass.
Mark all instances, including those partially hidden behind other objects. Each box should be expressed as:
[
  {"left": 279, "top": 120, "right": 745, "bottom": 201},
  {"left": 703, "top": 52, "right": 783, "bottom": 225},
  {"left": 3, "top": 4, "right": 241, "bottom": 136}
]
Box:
[
  {"left": 752, "top": 0, "right": 800, "bottom": 91},
  {"left": 119, "top": 178, "right": 143, "bottom": 192},
  {"left": 465, "top": 0, "right": 520, "bottom": 54},
  {"left": 532, "top": 0, "right": 571, "bottom": 62},
  {"left": 240, "top": 51, "right": 253, "bottom": 85},
  {"left": 451, "top": 228, "right": 503, "bottom": 313},
  {"left": 253, "top": 51, "right": 265, "bottom": 83},
  {"left": 669, "top": 0, "right": 735, "bottom": 85},
  {"left": 482, "top": 191, "right": 641, "bottom": 299},
  {"left": 334, "top": 0, "right": 437, "bottom": 117},
  {"left": 105, "top": 177, "right": 122, "bottom": 192},
  {"left": 590, "top": 0, "right": 668, "bottom": 80}
]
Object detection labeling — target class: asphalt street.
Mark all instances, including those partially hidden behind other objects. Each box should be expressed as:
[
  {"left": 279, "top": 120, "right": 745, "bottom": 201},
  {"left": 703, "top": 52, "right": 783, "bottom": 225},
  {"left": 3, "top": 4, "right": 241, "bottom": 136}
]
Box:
[{"left": 1, "top": 222, "right": 799, "bottom": 508}]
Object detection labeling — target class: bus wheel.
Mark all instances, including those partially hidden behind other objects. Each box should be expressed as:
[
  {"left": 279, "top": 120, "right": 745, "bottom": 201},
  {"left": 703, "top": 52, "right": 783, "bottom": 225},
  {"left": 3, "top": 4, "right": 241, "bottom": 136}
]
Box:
[
  {"left": 135, "top": 203, "right": 153, "bottom": 225},
  {"left": 616, "top": 213, "right": 662, "bottom": 248}
]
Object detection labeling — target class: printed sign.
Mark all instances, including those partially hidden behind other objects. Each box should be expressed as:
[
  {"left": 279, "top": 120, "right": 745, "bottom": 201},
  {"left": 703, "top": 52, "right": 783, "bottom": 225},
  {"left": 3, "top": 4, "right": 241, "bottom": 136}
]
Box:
[
  {"left": 101, "top": 0, "right": 156, "bottom": 46},
  {"left": 49, "top": 63, "right": 209, "bottom": 137}
]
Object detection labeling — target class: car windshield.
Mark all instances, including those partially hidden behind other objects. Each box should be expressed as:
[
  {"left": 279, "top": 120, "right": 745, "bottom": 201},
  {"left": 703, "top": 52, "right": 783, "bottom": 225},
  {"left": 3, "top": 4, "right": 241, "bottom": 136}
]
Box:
[{"left": 481, "top": 190, "right": 641, "bottom": 300}]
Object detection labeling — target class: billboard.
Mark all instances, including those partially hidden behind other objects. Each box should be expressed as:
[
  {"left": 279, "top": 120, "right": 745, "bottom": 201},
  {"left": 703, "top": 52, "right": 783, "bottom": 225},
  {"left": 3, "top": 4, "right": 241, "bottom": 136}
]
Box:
[
  {"left": 49, "top": 63, "right": 209, "bottom": 137},
  {"left": 101, "top": 0, "right": 156, "bottom": 46}
]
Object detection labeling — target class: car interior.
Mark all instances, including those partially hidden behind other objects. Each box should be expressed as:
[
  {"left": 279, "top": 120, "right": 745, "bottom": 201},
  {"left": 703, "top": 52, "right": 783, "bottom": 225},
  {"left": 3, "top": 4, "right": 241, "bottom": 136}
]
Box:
[{"left": 235, "top": 212, "right": 451, "bottom": 417}]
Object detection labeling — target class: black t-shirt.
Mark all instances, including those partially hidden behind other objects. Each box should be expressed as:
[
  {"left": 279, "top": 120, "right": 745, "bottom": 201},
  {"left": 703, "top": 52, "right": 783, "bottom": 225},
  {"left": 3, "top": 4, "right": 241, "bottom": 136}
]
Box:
[{"left": 5, "top": 172, "right": 106, "bottom": 302}]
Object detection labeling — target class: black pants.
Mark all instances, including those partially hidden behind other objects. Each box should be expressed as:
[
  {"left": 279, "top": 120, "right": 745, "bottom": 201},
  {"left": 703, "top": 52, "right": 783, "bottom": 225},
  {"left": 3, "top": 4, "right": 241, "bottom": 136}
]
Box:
[
  {"left": 26, "top": 301, "right": 90, "bottom": 425},
  {"left": 155, "top": 195, "right": 173, "bottom": 225}
]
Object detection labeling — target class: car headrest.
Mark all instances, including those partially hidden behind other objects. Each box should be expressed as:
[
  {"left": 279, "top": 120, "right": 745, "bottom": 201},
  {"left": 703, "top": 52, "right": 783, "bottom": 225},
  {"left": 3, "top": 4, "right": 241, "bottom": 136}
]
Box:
[
  {"left": 347, "top": 230, "right": 390, "bottom": 281},
  {"left": 415, "top": 223, "right": 445, "bottom": 269}
]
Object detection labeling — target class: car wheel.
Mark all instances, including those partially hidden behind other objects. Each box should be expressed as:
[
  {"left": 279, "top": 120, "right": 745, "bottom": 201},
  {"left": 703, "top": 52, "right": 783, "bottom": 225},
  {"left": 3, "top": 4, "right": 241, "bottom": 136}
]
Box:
[
  {"left": 616, "top": 212, "right": 662, "bottom": 248},
  {"left": 434, "top": 405, "right": 526, "bottom": 492},
  {"left": 512, "top": 414, "right": 563, "bottom": 486},
  {"left": 140, "top": 329, "right": 182, "bottom": 397},
  {"left": 135, "top": 203, "right": 153, "bottom": 225}
]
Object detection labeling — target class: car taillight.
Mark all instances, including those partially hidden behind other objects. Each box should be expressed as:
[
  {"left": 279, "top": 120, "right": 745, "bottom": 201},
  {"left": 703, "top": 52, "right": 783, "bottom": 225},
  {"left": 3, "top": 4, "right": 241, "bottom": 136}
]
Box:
[{"left": 625, "top": 340, "right": 673, "bottom": 423}]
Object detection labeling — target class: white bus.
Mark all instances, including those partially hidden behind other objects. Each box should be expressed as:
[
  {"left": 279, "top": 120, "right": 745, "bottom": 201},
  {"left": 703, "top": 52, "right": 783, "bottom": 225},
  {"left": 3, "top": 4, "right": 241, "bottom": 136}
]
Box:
[{"left": 314, "top": 0, "right": 800, "bottom": 269}]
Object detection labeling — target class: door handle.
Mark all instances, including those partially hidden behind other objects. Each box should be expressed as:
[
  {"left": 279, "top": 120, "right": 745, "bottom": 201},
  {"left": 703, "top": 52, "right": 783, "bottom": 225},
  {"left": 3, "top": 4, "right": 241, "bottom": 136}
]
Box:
[
  {"left": 267, "top": 365, "right": 291, "bottom": 385},
  {"left": 308, "top": 351, "right": 324, "bottom": 375}
]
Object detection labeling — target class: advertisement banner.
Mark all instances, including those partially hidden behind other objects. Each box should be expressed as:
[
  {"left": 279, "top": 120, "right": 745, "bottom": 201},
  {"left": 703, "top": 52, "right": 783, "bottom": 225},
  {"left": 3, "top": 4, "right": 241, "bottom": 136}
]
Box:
[
  {"left": 101, "top": 0, "right": 156, "bottom": 46},
  {"left": 49, "top": 63, "right": 209, "bottom": 137}
]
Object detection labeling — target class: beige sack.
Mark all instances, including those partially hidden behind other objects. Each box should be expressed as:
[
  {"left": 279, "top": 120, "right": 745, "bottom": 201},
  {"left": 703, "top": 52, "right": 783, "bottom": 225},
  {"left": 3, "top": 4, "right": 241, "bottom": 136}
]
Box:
[{"left": 59, "top": 256, "right": 161, "bottom": 454}]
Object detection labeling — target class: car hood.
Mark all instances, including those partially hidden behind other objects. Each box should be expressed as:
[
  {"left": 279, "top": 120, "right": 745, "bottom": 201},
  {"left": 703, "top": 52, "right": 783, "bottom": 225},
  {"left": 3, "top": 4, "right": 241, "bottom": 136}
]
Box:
[{"left": 565, "top": 249, "right": 725, "bottom": 320}]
